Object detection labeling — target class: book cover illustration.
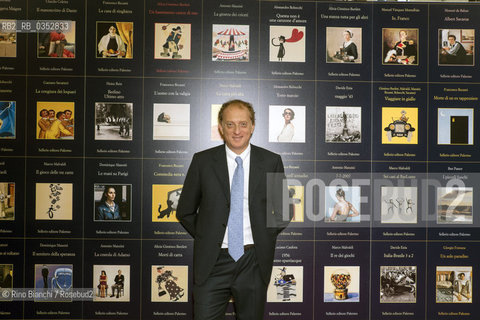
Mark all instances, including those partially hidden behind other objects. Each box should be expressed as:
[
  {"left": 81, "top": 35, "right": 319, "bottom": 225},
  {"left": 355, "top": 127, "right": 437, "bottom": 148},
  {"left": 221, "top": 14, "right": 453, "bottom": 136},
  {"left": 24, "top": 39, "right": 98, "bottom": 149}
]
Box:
[
  {"left": 439, "top": 29, "right": 474, "bottom": 66},
  {"left": 97, "top": 22, "right": 133, "bottom": 58},
  {"left": 154, "top": 23, "right": 191, "bottom": 60},
  {"left": 0, "top": 265, "right": 13, "bottom": 301},
  {"left": 437, "top": 187, "right": 473, "bottom": 224},
  {"left": 269, "top": 26, "right": 305, "bottom": 62},
  {"left": 326, "top": 27, "right": 362, "bottom": 64},
  {"left": 0, "top": 101, "right": 15, "bottom": 138},
  {"left": 212, "top": 24, "right": 249, "bottom": 61},
  {"left": 0, "top": 182, "right": 14, "bottom": 220},
  {"left": 36, "top": 102, "right": 75, "bottom": 140},
  {"left": 0, "top": 20, "right": 16, "bottom": 57},
  {"left": 381, "top": 107, "right": 417, "bottom": 144},
  {"left": 325, "top": 186, "right": 360, "bottom": 223},
  {"left": 151, "top": 265, "right": 188, "bottom": 302},
  {"left": 153, "top": 103, "right": 190, "bottom": 140},
  {"left": 436, "top": 266, "right": 472, "bottom": 303},
  {"left": 37, "top": 22, "right": 75, "bottom": 58},
  {"left": 381, "top": 186, "right": 417, "bottom": 224},
  {"left": 382, "top": 28, "right": 418, "bottom": 65},
  {"left": 324, "top": 266, "right": 360, "bottom": 302},
  {"left": 152, "top": 184, "right": 182, "bottom": 222},
  {"left": 267, "top": 266, "right": 303, "bottom": 302},
  {"left": 438, "top": 108, "right": 473, "bottom": 145},
  {"left": 34, "top": 264, "right": 73, "bottom": 302},
  {"left": 35, "top": 183, "right": 73, "bottom": 220}
]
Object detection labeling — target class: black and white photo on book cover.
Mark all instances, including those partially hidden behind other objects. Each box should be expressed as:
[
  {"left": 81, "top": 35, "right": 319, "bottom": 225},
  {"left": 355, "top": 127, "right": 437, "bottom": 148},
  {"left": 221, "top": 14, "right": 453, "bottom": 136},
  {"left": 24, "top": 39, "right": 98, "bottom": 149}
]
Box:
[
  {"left": 380, "top": 266, "right": 416, "bottom": 303},
  {"left": 325, "top": 106, "right": 361, "bottom": 143},
  {"left": 95, "top": 102, "right": 133, "bottom": 141}
]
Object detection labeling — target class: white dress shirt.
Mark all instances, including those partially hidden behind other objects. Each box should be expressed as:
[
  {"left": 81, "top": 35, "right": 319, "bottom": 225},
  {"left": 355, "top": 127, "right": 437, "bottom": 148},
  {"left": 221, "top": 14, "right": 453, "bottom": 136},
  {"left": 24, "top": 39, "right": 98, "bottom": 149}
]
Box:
[{"left": 222, "top": 144, "right": 254, "bottom": 248}]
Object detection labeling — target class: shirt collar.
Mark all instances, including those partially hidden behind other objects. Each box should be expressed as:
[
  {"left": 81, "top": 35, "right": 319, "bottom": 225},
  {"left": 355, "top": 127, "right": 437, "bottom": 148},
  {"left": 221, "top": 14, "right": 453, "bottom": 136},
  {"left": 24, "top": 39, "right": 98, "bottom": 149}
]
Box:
[{"left": 225, "top": 144, "right": 251, "bottom": 162}]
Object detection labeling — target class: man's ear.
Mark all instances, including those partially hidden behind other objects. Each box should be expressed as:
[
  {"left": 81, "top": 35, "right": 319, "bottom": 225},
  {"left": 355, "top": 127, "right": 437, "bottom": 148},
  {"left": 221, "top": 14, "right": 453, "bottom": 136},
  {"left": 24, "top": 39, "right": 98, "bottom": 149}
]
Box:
[{"left": 218, "top": 123, "right": 224, "bottom": 138}]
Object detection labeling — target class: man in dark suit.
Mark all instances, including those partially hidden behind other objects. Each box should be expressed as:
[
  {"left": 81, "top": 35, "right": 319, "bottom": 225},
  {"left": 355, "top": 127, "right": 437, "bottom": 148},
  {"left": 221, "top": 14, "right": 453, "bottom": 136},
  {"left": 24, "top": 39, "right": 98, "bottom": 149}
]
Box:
[{"left": 177, "top": 100, "right": 290, "bottom": 320}]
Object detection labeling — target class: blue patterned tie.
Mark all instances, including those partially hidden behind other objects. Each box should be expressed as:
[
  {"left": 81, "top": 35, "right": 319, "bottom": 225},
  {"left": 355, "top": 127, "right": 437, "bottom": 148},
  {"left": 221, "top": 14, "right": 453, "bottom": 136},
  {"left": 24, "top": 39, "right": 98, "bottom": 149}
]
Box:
[{"left": 228, "top": 156, "right": 244, "bottom": 261}]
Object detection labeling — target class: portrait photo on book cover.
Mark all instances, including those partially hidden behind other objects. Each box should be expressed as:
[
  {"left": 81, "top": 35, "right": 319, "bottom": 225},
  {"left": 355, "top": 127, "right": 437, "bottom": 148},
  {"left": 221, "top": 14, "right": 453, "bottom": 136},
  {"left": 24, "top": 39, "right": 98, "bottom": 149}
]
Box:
[
  {"left": 0, "top": 20, "right": 16, "bottom": 58},
  {"left": 436, "top": 266, "right": 472, "bottom": 303},
  {"left": 93, "top": 265, "right": 130, "bottom": 302},
  {"left": 380, "top": 186, "right": 417, "bottom": 224},
  {"left": 212, "top": 24, "right": 249, "bottom": 62},
  {"left": 154, "top": 23, "right": 191, "bottom": 60},
  {"left": 382, "top": 107, "right": 417, "bottom": 144},
  {"left": 153, "top": 103, "right": 190, "bottom": 140},
  {"left": 324, "top": 266, "right": 360, "bottom": 302},
  {"left": 325, "top": 106, "right": 361, "bottom": 143},
  {"left": 34, "top": 264, "right": 73, "bottom": 302},
  {"left": 325, "top": 186, "right": 360, "bottom": 223},
  {"left": 35, "top": 183, "right": 73, "bottom": 220},
  {"left": 269, "top": 105, "right": 306, "bottom": 143},
  {"left": 326, "top": 27, "right": 362, "bottom": 64},
  {"left": 270, "top": 26, "right": 305, "bottom": 62},
  {"left": 37, "top": 21, "right": 75, "bottom": 58},
  {"left": 438, "top": 29, "right": 474, "bottom": 66},
  {"left": 36, "top": 102, "right": 75, "bottom": 140},
  {"left": 95, "top": 102, "right": 133, "bottom": 141},
  {"left": 0, "top": 101, "right": 15, "bottom": 139},
  {"left": 0, "top": 182, "right": 14, "bottom": 220},
  {"left": 151, "top": 265, "right": 188, "bottom": 302},
  {"left": 97, "top": 22, "right": 133, "bottom": 59},
  {"left": 267, "top": 266, "right": 303, "bottom": 303},
  {"left": 380, "top": 266, "right": 416, "bottom": 303},
  {"left": 437, "top": 187, "right": 473, "bottom": 224},
  {"left": 152, "top": 184, "right": 182, "bottom": 222},
  {"left": 437, "top": 108, "right": 473, "bottom": 145},
  {"left": 382, "top": 28, "right": 418, "bottom": 65},
  {"left": 94, "top": 184, "right": 132, "bottom": 222}
]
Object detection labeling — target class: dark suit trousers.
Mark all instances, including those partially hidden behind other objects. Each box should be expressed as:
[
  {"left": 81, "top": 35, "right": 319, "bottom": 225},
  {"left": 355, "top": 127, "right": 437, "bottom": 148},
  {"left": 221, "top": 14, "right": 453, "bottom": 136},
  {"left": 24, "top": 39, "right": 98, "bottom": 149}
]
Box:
[{"left": 193, "top": 248, "right": 268, "bottom": 320}]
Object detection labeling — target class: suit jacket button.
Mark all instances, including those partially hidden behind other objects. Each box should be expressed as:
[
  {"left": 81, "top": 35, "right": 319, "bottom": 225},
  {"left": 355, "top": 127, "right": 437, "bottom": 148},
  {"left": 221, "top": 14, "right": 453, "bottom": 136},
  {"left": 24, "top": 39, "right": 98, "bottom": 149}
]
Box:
[{"left": 222, "top": 223, "right": 226, "bottom": 227}]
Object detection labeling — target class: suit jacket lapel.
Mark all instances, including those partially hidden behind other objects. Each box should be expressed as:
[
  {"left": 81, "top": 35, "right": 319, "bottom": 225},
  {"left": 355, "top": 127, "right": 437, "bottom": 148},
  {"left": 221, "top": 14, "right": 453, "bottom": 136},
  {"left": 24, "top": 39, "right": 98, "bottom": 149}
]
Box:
[{"left": 212, "top": 145, "right": 230, "bottom": 202}]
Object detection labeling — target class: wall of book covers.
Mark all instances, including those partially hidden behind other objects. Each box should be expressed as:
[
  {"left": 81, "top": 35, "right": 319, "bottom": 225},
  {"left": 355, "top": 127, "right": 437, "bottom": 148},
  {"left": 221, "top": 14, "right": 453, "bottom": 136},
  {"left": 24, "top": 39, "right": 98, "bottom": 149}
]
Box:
[{"left": 1, "top": 0, "right": 480, "bottom": 319}]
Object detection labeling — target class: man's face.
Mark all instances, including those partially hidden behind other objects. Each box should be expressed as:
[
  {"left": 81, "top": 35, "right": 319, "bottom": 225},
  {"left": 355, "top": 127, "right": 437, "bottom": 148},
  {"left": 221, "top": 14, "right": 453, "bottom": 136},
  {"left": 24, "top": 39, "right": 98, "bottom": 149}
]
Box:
[
  {"left": 49, "top": 110, "right": 55, "bottom": 118},
  {"left": 448, "top": 37, "right": 455, "bottom": 45},
  {"left": 65, "top": 111, "right": 72, "bottom": 119},
  {"left": 218, "top": 104, "right": 254, "bottom": 154}
]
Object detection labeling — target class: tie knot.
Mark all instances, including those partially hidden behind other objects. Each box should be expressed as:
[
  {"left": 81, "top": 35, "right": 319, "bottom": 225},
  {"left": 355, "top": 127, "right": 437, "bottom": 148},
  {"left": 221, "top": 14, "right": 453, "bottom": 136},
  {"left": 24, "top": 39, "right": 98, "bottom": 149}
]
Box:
[{"left": 235, "top": 156, "right": 243, "bottom": 167}]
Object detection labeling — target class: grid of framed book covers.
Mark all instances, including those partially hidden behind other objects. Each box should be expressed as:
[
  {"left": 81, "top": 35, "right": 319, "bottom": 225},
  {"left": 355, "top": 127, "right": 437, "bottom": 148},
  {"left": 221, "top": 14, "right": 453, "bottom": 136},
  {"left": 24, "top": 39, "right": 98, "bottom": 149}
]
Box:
[{"left": 1, "top": 0, "right": 480, "bottom": 319}]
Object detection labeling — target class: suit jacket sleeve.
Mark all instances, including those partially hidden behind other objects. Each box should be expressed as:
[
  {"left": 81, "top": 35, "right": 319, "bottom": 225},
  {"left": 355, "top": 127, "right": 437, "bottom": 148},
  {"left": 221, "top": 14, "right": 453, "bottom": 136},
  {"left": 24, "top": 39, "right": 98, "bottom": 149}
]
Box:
[
  {"left": 268, "top": 154, "right": 292, "bottom": 234},
  {"left": 177, "top": 153, "right": 202, "bottom": 238}
]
